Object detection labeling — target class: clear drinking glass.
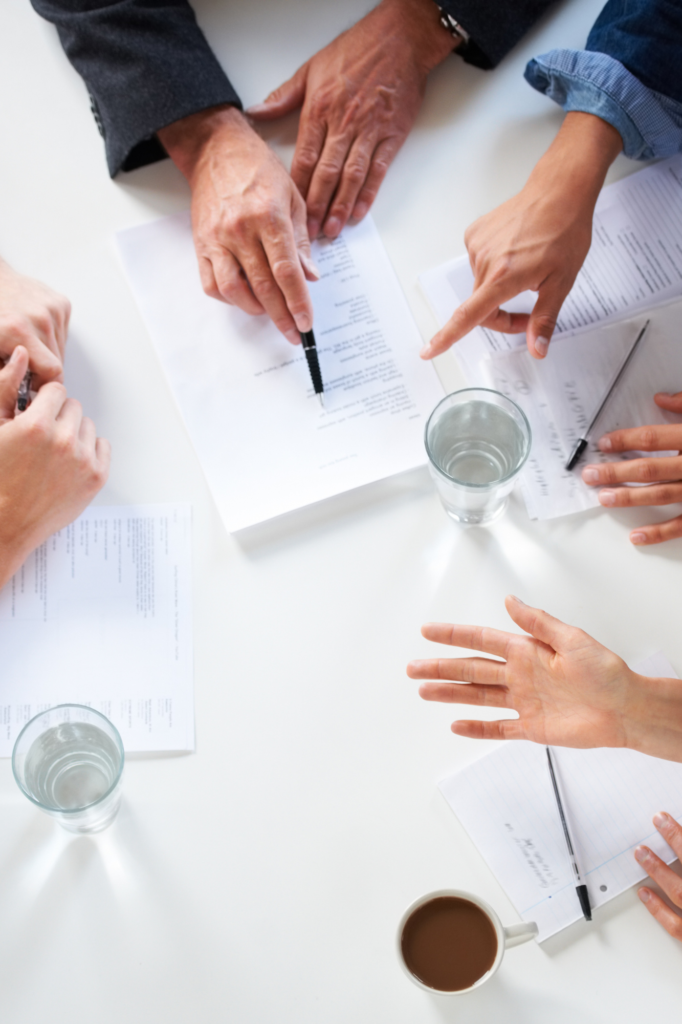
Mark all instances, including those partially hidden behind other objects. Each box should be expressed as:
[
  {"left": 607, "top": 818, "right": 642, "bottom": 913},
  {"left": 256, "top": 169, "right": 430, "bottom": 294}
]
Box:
[
  {"left": 12, "top": 704, "right": 124, "bottom": 834},
  {"left": 425, "top": 388, "right": 531, "bottom": 525}
]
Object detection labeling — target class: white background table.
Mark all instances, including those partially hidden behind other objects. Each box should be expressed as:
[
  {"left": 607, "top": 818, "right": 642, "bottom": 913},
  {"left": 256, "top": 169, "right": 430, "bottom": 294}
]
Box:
[{"left": 1, "top": 1, "right": 681, "bottom": 1020}]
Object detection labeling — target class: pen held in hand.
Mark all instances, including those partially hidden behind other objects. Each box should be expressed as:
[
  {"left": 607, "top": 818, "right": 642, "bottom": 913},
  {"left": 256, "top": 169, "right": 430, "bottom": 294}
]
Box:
[
  {"left": 300, "top": 330, "right": 324, "bottom": 407},
  {"left": 17, "top": 370, "right": 32, "bottom": 412},
  {"left": 565, "top": 319, "right": 650, "bottom": 471},
  {"left": 546, "top": 746, "right": 592, "bottom": 922}
]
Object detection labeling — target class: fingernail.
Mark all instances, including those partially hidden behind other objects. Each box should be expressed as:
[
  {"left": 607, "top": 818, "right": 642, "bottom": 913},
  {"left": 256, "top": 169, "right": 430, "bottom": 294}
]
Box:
[
  {"left": 324, "top": 217, "right": 341, "bottom": 238},
  {"left": 299, "top": 253, "right": 321, "bottom": 281},
  {"left": 598, "top": 489, "right": 617, "bottom": 507},
  {"left": 630, "top": 531, "right": 647, "bottom": 545},
  {"left": 638, "top": 888, "right": 651, "bottom": 903},
  {"left": 654, "top": 811, "right": 671, "bottom": 829},
  {"left": 307, "top": 219, "right": 320, "bottom": 240},
  {"left": 509, "top": 595, "right": 526, "bottom": 605},
  {"left": 634, "top": 845, "right": 650, "bottom": 864},
  {"left": 352, "top": 202, "right": 368, "bottom": 221},
  {"left": 294, "top": 313, "right": 312, "bottom": 333},
  {"left": 581, "top": 467, "right": 600, "bottom": 484},
  {"left": 598, "top": 436, "right": 613, "bottom": 452},
  {"left": 534, "top": 336, "right": 549, "bottom": 357},
  {"left": 285, "top": 328, "right": 301, "bottom": 346},
  {"left": 245, "top": 104, "right": 265, "bottom": 115},
  {"left": 420, "top": 344, "right": 433, "bottom": 359}
]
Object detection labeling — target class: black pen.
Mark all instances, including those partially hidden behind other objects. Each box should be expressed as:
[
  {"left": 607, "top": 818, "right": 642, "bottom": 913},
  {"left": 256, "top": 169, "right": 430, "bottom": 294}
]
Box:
[
  {"left": 300, "top": 329, "right": 324, "bottom": 406},
  {"left": 565, "top": 319, "right": 650, "bottom": 471},
  {"left": 17, "top": 370, "right": 32, "bottom": 412},
  {"left": 546, "top": 746, "right": 592, "bottom": 922}
]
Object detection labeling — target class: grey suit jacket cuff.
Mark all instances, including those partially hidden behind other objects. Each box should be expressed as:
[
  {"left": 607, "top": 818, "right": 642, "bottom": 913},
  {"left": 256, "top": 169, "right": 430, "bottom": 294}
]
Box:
[
  {"left": 31, "top": 0, "right": 241, "bottom": 177},
  {"left": 437, "top": 0, "right": 558, "bottom": 69}
]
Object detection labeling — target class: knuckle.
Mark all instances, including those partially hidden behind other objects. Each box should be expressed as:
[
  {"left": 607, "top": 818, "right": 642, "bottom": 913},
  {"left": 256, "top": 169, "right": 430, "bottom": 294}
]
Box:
[
  {"left": 639, "top": 428, "right": 659, "bottom": 450},
  {"left": 637, "top": 460, "right": 657, "bottom": 483},
  {"left": 294, "top": 147, "right": 319, "bottom": 173}
]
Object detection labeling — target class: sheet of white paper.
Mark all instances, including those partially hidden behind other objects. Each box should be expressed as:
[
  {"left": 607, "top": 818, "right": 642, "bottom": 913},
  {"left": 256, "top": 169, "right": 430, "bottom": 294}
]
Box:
[
  {"left": 116, "top": 215, "right": 444, "bottom": 532},
  {"left": 0, "top": 504, "right": 193, "bottom": 755},
  {"left": 419, "top": 155, "right": 682, "bottom": 382},
  {"left": 439, "top": 653, "right": 681, "bottom": 942},
  {"left": 479, "top": 302, "right": 682, "bottom": 519}
]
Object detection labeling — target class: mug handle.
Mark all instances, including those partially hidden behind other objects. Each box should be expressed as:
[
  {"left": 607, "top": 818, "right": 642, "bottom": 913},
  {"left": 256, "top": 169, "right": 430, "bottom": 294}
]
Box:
[{"left": 504, "top": 922, "right": 538, "bottom": 948}]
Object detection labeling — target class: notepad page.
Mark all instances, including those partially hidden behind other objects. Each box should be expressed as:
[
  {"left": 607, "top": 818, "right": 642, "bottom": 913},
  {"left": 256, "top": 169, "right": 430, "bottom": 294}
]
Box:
[
  {"left": 419, "top": 154, "right": 682, "bottom": 384},
  {"left": 439, "top": 654, "right": 682, "bottom": 941}
]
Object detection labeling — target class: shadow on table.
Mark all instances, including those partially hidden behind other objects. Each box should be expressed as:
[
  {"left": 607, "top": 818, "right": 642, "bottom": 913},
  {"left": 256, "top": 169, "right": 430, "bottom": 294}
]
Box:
[
  {"left": 0, "top": 799, "right": 229, "bottom": 1005},
  {"left": 234, "top": 464, "right": 433, "bottom": 557},
  {"left": 423, "top": 974, "right": 604, "bottom": 1024}
]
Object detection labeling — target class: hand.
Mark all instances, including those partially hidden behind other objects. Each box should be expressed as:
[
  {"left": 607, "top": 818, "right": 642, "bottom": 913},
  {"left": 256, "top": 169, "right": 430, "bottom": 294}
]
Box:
[
  {"left": 636, "top": 812, "right": 682, "bottom": 940},
  {"left": 0, "top": 346, "right": 111, "bottom": 587},
  {"left": 248, "top": 0, "right": 454, "bottom": 240},
  {"left": 582, "top": 392, "right": 682, "bottom": 546},
  {"left": 158, "top": 106, "right": 318, "bottom": 345},
  {"left": 407, "top": 595, "right": 682, "bottom": 761},
  {"left": 421, "top": 113, "right": 623, "bottom": 360},
  {"left": 0, "top": 257, "right": 70, "bottom": 384}
]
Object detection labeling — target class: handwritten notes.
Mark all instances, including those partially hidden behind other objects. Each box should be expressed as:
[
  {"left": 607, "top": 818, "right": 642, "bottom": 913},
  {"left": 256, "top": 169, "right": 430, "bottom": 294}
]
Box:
[
  {"left": 117, "top": 215, "right": 444, "bottom": 531},
  {"left": 439, "top": 654, "right": 682, "bottom": 942}
]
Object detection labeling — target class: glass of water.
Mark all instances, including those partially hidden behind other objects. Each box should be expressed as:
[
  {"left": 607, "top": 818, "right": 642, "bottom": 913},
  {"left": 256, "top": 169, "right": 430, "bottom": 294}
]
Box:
[
  {"left": 12, "top": 705, "right": 124, "bottom": 834},
  {"left": 425, "top": 388, "right": 531, "bottom": 525}
]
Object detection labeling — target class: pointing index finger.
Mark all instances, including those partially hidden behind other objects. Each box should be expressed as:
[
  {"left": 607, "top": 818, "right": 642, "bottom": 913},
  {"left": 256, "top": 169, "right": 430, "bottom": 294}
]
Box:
[
  {"left": 422, "top": 281, "right": 518, "bottom": 359},
  {"left": 599, "top": 424, "right": 682, "bottom": 454}
]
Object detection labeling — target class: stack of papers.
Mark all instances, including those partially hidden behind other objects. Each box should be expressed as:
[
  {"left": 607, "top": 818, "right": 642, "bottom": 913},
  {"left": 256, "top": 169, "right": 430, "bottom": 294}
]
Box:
[
  {"left": 117, "top": 216, "right": 444, "bottom": 531},
  {"left": 439, "top": 654, "right": 682, "bottom": 942},
  {"left": 0, "top": 503, "right": 193, "bottom": 755}
]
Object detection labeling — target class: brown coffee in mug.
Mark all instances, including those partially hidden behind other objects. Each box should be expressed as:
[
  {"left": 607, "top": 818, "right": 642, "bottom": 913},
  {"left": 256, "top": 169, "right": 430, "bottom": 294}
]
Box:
[{"left": 400, "top": 895, "right": 498, "bottom": 992}]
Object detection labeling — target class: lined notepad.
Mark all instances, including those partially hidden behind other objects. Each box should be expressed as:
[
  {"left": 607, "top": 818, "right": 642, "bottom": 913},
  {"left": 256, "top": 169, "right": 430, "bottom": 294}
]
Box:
[{"left": 439, "top": 653, "right": 682, "bottom": 941}]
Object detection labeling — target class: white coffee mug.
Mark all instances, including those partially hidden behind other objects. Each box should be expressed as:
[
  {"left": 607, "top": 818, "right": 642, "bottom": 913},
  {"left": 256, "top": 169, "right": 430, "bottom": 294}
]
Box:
[{"left": 396, "top": 888, "right": 538, "bottom": 995}]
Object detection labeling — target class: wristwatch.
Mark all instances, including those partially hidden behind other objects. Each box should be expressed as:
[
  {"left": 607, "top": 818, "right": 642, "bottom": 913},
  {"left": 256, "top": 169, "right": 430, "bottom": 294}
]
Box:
[{"left": 436, "top": 6, "right": 470, "bottom": 45}]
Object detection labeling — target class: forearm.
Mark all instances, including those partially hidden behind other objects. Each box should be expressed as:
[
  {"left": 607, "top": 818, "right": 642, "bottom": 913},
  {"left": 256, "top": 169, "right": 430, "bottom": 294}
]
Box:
[{"left": 624, "top": 672, "right": 682, "bottom": 763}]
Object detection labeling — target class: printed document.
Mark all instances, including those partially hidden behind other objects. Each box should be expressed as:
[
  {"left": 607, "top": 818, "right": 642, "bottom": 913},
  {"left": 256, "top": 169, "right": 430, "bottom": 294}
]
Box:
[
  {"left": 481, "top": 302, "right": 682, "bottom": 519},
  {"left": 439, "top": 653, "right": 681, "bottom": 942},
  {"left": 0, "top": 504, "right": 193, "bottom": 756},
  {"left": 117, "top": 216, "right": 444, "bottom": 532},
  {"left": 419, "top": 155, "right": 682, "bottom": 383}
]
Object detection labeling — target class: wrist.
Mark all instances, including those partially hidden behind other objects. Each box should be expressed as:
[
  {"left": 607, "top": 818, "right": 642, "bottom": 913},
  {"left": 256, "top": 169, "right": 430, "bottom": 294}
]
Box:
[
  {"left": 531, "top": 112, "right": 622, "bottom": 205},
  {"left": 623, "top": 671, "right": 682, "bottom": 763},
  {"left": 379, "top": 0, "right": 456, "bottom": 72},
  {"left": 158, "top": 104, "right": 250, "bottom": 183}
]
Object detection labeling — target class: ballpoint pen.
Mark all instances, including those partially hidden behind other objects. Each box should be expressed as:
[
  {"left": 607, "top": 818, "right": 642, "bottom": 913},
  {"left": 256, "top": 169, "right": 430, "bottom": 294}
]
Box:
[
  {"left": 565, "top": 319, "right": 650, "bottom": 471},
  {"left": 546, "top": 746, "right": 592, "bottom": 922},
  {"left": 17, "top": 370, "right": 32, "bottom": 412},
  {"left": 300, "top": 329, "right": 325, "bottom": 406}
]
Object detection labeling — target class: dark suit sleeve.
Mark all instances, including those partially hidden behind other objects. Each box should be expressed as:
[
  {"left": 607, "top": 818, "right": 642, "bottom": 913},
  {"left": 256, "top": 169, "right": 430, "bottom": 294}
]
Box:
[
  {"left": 30, "top": 0, "right": 242, "bottom": 177},
  {"left": 437, "top": 0, "right": 558, "bottom": 69}
]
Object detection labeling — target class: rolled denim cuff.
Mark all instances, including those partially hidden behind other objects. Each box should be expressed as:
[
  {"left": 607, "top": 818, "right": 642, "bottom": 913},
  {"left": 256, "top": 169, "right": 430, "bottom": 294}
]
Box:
[{"left": 525, "top": 49, "right": 682, "bottom": 160}]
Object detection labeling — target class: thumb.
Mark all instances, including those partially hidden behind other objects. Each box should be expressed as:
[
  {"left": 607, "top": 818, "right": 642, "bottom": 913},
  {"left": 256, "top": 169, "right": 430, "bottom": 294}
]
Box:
[
  {"left": 654, "top": 391, "right": 682, "bottom": 415},
  {"left": 247, "top": 64, "right": 308, "bottom": 120},
  {"left": 0, "top": 346, "right": 29, "bottom": 421},
  {"left": 526, "top": 280, "right": 568, "bottom": 359},
  {"left": 504, "top": 595, "right": 572, "bottom": 652}
]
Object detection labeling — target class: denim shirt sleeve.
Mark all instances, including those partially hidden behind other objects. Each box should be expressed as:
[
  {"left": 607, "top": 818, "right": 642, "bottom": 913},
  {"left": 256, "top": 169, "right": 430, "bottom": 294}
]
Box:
[{"left": 524, "top": 49, "right": 682, "bottom": 160}]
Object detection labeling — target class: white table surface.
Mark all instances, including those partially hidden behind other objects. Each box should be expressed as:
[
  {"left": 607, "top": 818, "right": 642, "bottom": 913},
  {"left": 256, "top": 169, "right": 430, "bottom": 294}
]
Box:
[{"left": 1, "top": 1, "right": 681, "bottom": 1021}]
